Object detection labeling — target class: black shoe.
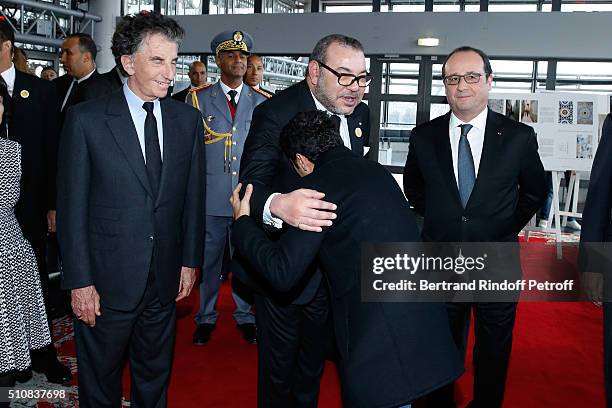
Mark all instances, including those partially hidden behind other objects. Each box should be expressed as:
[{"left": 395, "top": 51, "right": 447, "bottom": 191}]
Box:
[
  {"left": 237, "top": 323, "right": 257, "bottom": 344},
  {"left": 193, "top": 323, "right": 215, "bottom": 346},
  {"left": 31, "top": 355, "right": 72, "bottom": 385}
]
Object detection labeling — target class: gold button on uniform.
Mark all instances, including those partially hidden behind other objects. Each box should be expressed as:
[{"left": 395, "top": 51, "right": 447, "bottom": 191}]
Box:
[
  {"left": 232, "top": 171, "right": 237, "bottom": 176},
  {"left": 232, "top": 141, "right": 237, "bottom": 145},
  {"left": 232, "top": 156, "right": 237, "bottom": 161}
]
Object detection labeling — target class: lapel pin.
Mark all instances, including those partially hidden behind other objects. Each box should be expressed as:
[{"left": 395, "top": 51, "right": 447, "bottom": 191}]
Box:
[
  {"left": 355, "top": 127, "right": 363, "bottom": 138},
  {"left": 20, "top": 89, "right": 29, "bottom": 98}
]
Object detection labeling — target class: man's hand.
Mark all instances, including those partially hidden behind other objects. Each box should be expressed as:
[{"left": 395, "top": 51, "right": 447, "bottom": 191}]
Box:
[
  {"left": 176, "top": 266, "right": 198, "bottom": 301},
  {"left": 230, "top": 182, "right": 253, "bottom": 220},
  {"left": 270, "top": 189, "right": 337, "bottom": 232},
  {"left": 582, "top": 272, "right": 603, "bottom": 307},
  {"left": 47, "top": 210, "right": 56, "bottom": 233},
  {"left": 71, "top": 285, "right": 101, "bottom": 327}
]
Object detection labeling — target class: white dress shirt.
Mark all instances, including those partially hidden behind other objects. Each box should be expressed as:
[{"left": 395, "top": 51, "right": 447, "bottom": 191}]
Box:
[
  {"left": 0, "top": 64, "right": 16, "bottom": 97},
  {"left": 448, "top": 108, "right": 488, "bottom": 186},
  {"left": 123, "top": 82, "right": 164, "bottom": 163},
  {"left": 219, "top": 81, "right": 243, "bottom": 105}
]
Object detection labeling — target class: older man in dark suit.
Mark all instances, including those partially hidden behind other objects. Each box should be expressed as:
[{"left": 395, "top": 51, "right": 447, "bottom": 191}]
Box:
[
  {"left": 403, "top": 46, "right": 546, "bottom": 408},
  {"left": 232, "top": 110, "right": 463, "bottom": 408},
  {"left": 238, "top": 34, "right": 371, "bottom": 407},
  {"left": 57, "top": 12, "right": 204, "bottom": 407}
]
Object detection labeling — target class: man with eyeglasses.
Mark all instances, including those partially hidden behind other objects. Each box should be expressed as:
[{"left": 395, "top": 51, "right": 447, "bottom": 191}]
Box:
[
  {"left": 237, "top": 34, "right": 371, "bottom": 407},
  {"left": 403, "top": 46, "right": 546, "bottom": 408}
]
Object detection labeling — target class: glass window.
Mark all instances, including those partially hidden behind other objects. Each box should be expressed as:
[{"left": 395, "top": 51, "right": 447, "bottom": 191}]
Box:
[
  {"left": 264, "top": 0, "right": 305, "bottom": 13},
  {"left": 379, "top": 101, "right": 415, "bottom": 166},
  {"left": 491, "top": 80, "right": 532, "bottom": 93},
  {"left": 430, "top": 103, "right": 450, "bottom": 120},
  {"left": 323, "top": 5, "right": 372, "bottom": 12},
  {"left": 488, "top": 4, "right": 538, "bottom": 12},
  {"left": 390, "top": 4, "right": 426, "bottom": 11},
  {"left": 433, "top": 4, "right": 461, "bottom": 11},
  {"left": 125, "top": 0, "right": 154, "bottom": 15},
  {"left": 562, "top": 3, "right": 612, "bottom": 11},
  {"left": 555, "top": 83, "right": 612, "bottom": 94},
  {"left": 556, "top": 61, "right": 612, "bottom": 82},
  {"left": 165, "top": 0, "right": 203, "bottom": 14},
  {"left": 491, "top": 60, "right": 534, "bottom": 80},
  {"left": 386, "top": 78, "right": 419, "bottom": 95}
]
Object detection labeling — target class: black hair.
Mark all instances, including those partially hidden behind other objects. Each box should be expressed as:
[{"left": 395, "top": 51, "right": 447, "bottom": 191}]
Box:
[
  {"left": 280, "top": 110, "right": 343, "bottom": 163},
  {"left": 442, "top": 46, "right": 493, "bottom": 78},
  {"left": 309, "top": 34, "right": 364, "bottom": 65},
  {"left": 65, "top": 33, "right": 98, "bottom": 60},
  {"left": 41, "top": 66, "right": 57, "bottom": 74},
  {"left": 111, "top": 11, "right": 184, "bottom": 59}
]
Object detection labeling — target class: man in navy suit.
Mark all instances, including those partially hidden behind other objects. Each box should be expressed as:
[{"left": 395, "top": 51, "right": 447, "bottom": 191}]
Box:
[
  {"left": 57, "top": 12, "right": 204, "bottom": 407},
  {"left": 403, "top": 46, "right": 546, "bottom": 408},
  {"left": 238, "top": 34, "right": 371, "bottom": 407}
]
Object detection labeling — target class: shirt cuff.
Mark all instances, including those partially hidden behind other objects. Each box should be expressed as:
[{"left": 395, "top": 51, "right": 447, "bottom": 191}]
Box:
[{"left": 263, "top": 193, "right": 284, "bottom": 229}]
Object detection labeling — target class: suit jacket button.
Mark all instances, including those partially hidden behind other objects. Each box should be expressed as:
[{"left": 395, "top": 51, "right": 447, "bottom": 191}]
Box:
[
  {"left": 149, "top": 236, "right": 154, "bottom": 241},
  {"left": 461, "top": 216, "right": 468, "bottom": 222}
]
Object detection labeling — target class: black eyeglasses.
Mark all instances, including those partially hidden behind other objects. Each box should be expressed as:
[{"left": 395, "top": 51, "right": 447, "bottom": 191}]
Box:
[
  {"left": 315, "top": 60, "right": 372, "bottom": 88},
  {"left": 443, "top": 72, "right": 485, "bottom": 86}
]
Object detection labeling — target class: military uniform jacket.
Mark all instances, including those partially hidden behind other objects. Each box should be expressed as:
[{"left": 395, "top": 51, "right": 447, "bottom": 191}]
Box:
[{"left": 188, "top": 81, "right": 268, "bottom": 216}]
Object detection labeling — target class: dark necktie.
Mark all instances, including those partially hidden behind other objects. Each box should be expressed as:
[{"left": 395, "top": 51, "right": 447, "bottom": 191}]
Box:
[
  {"left": 228, "top": 90, "right": 237, "bottom": 109},
  {"left": 143, "top": 102, "right": 162, "bottom": 197},
  {"left": 458, "top": 123, "right": 475, "bottom": 208}
]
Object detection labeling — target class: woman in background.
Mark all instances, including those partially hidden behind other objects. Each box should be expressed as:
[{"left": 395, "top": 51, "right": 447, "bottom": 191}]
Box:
[{"left": 0, "top": 78, "right": 51, "bottom": 404}]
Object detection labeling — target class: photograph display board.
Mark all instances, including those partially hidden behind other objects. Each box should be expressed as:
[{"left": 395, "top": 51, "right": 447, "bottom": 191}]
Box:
[{"left": 488, "top": 92, "right": 600, "bottom": 171}]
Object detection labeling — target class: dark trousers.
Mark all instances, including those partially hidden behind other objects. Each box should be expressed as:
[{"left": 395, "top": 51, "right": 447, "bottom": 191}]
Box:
[
  {"left": 74, "top": 273, "right": 176, "bottom": 408},
  {"left": 254, "top": 283, "right": 329, "bottom": 408},
  {"left": 425, "top": 302, "right": 517, "bottom": 408},
  {"left": 604, "top": 303, "right": 612, "bottom": 408}
]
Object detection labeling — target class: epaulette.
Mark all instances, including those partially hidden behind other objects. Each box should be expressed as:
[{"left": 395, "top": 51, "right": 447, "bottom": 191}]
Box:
[
  {"left": 252, "top": 86, "right": 273, "bottom": 99},
  {"left": 190, "top": 83, "right": 213, "bottom": 93}
]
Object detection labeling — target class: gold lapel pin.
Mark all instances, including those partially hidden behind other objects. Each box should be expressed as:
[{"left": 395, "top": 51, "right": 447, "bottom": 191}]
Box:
[
  {"left": 355, "top": 127, "right": 363, "bottom": 138},
  {"left": 20, "top": 89, "right": 29, "bottom": 98}
]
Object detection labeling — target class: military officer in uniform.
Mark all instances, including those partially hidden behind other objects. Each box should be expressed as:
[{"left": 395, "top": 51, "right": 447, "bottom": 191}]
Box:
[{"left": 188, "top": 30, "right": 269, "bottom": 346}]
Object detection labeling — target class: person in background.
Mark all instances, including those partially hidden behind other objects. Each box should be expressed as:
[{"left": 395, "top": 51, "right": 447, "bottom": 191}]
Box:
[
  {"left": 0, "top": 77, "right": 52, "bottom": 408},
  {"left": 172, "top": 59, "right": 207, "bottom": 103},
  {"left": 40, "top": 66, "right": 58, "bottom": 81},
  {"left": 13, "top": 47, "right": 31, "bottom": 74},
  {"left": 54, "top": 33, "right": 98, "bottom": 122},
  {"left": 188, "top": 30, "right": 268, "bottom": 347},
  {"left": 0, "top": 16, "right": 68, "bottom": 385},
  {"left": 244, "top": 54, "right": 273, "bottom": 97}
]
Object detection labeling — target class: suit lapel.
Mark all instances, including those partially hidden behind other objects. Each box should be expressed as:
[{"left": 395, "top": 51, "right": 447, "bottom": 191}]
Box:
[
  {"left": 105, "top": 90, "right": 154, "bottom": 198},
  {"left": 468, "top": 109, "right": 502, "bottom": 206},
  {"left": 435, "top": 112, "right": 463, "bottom": 207},
  {"left": 234, "top": 85, "right": 252, "bottom": 123},
  {"left": 156, "top": 98, "right": 179, "bottom": 208}
]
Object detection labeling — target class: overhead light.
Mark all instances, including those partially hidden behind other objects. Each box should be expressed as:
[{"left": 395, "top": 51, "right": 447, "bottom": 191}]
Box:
[{"left": 417, "top": 37, "right": 440, "bottom": 47}]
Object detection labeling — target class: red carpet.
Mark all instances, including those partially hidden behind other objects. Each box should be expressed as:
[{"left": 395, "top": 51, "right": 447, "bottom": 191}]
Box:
[{"left": 39, "top": 241, "right": 605, "bottom": 407}]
